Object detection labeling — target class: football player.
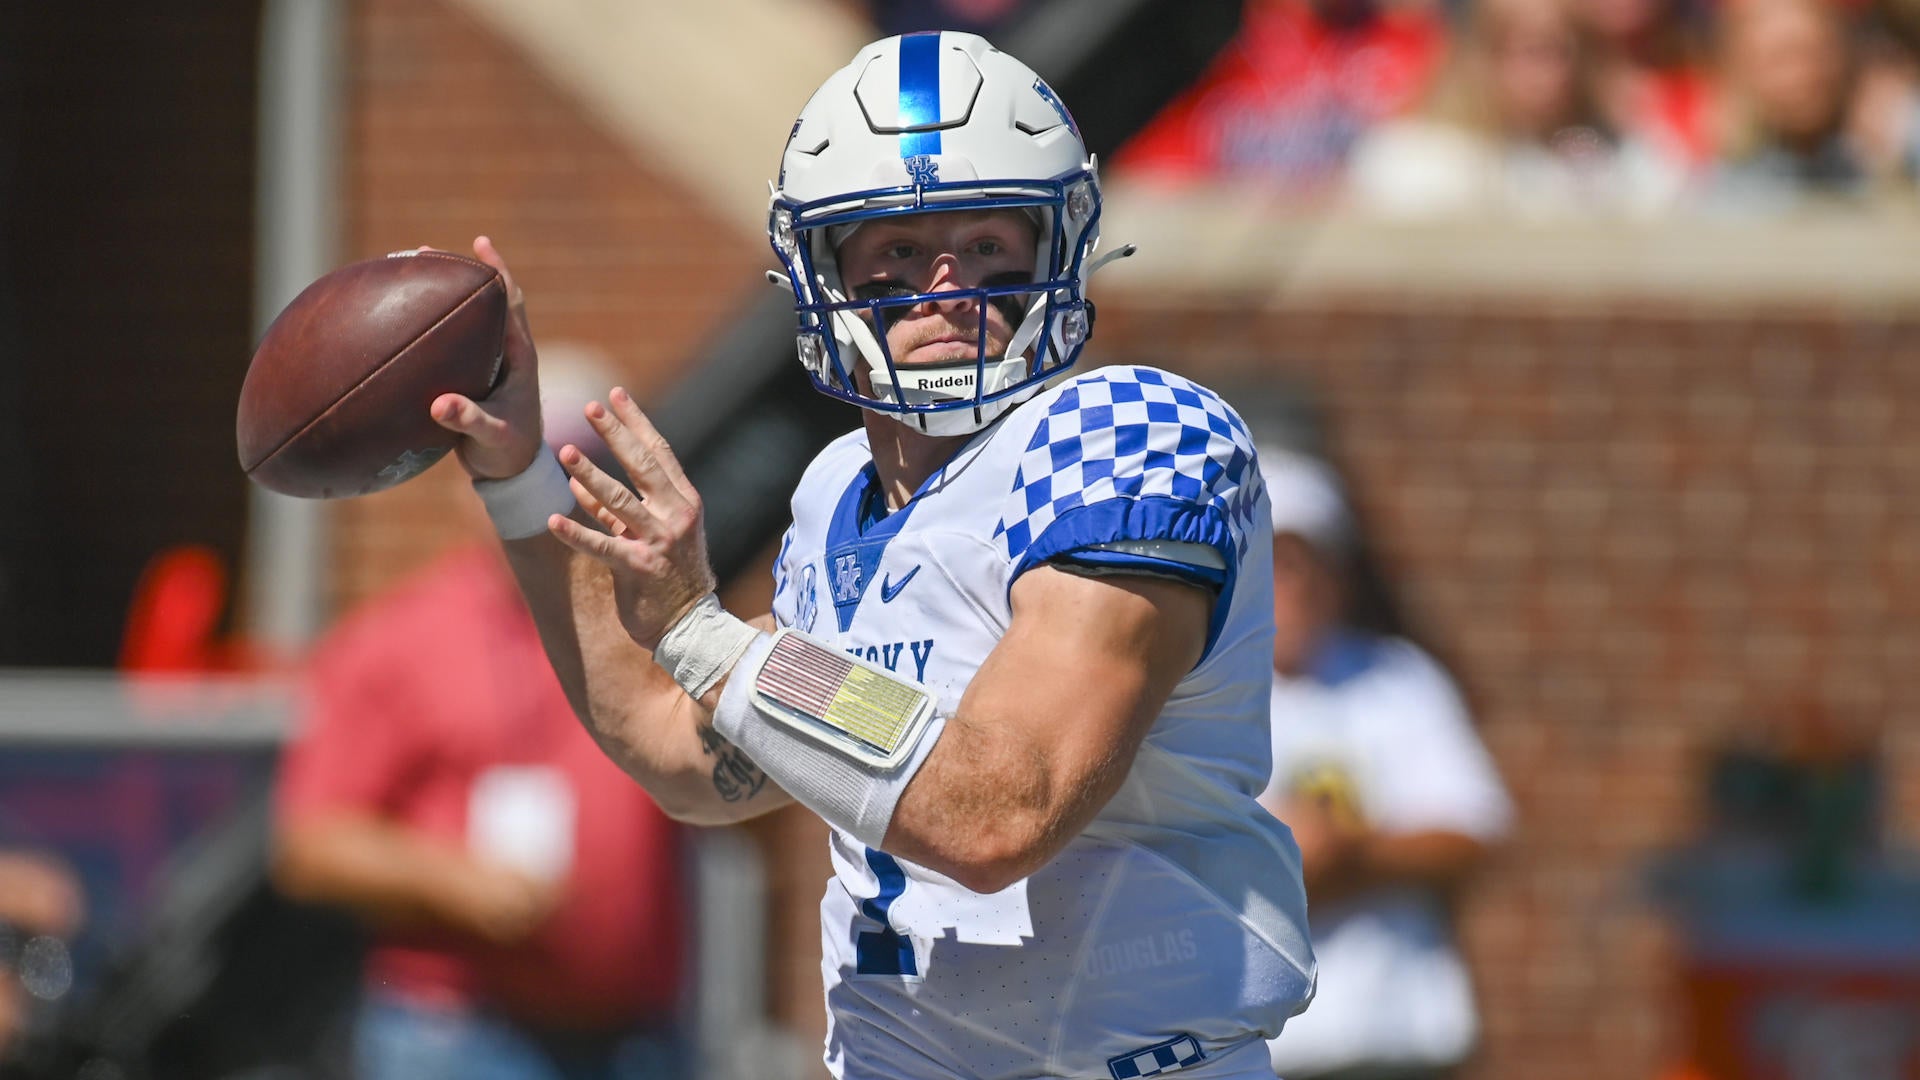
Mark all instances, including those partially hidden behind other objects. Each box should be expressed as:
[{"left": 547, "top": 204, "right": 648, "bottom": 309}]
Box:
[{"left": 432, "top": 32, "right": 1315, "bottom": 1080}]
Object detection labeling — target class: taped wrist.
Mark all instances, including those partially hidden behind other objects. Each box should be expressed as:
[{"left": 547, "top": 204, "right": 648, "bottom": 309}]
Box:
[
  {"left": 713, "top": 629, "right": 944, "bottom": 849},
  {"left": 654, "top": 594, "right": 761, "bottom": 700},
  {"left": 473, "top": 447, "right": 575, "bottom": 540}
]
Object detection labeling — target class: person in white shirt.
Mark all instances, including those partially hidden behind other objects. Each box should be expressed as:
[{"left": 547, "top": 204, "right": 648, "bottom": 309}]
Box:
[{"left": 1257, "top": 448, "right": 1514, "bottom": 1080}]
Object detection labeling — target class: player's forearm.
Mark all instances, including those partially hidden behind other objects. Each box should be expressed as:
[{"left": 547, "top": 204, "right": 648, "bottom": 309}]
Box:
[
  {"left": 882, "top": 626, "right": 1161, "bottom": 890},
  {"left": 882, "top": 709, "right": 1123, "bottom": 894},
  {"left": 880, "top": 572, "right": 1198, "bottom": 892},
  {"left": 502, "top": 534, "right": 787, "bottom": 824}
]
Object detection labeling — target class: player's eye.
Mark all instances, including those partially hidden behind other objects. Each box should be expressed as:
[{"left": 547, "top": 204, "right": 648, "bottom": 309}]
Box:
[{"left": 974, "top": 239, "right": 1003, "bottom": 257}]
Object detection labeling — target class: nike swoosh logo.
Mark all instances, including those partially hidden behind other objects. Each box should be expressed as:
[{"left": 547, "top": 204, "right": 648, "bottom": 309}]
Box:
[{"left": 879, "top": 565, "right": 921, "bottom": 603}]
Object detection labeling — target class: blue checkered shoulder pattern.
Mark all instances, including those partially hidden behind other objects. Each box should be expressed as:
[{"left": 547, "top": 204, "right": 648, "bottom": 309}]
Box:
[{"left": 992, "top": 367, "right": 1264, "bottom": 572}]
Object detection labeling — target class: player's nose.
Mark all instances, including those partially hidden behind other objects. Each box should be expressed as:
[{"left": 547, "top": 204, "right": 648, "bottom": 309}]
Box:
[{"left": 919, "top": 254, "right": 978, "bottom": 313}]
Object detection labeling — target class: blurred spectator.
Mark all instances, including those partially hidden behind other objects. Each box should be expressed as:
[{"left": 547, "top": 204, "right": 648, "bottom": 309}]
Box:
[
  {"left": 1116, "top": 0, "right": 1448, "bottom": 196},
  {"left": 867, "top": 0, "right": 1033, "bottom": 38},
  {"left": 0, "top": 850, "right": 84, "bottom": 1061},
  {"left": 1576, "top": 0, "right": 1717, "bottom": 172},
  {"left": 1349, "top": 0, "right": 1688, "bottom": 218},
  {"left": 1255, "top": 447, "right": 1514, "bottom": 1080},
  {"left": 1706, "top": 0, "right": 1886, "bottom": 208},
  {"left": 271, "top": 347, "right": 690, "bottom": 1080},
  {"left": 1850, "top": 2, "right": 1920, "bottom": 181}
]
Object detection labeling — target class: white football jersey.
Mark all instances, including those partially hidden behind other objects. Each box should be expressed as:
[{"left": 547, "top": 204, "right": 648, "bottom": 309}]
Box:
[{"left": 769, "top": 366, "right": 1316, "bottom": 1080}]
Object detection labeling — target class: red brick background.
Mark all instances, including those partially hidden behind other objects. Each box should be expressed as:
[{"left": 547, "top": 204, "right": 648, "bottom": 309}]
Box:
[
  {"left": 1100, "top": 298, "right": 1920, "bottom": 1079},
  {"left": 337, "top": 3, "right": 1920, "bottom": 1077}
]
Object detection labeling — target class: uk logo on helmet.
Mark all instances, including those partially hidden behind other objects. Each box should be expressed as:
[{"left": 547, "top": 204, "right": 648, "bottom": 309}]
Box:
[
  {"left": 904, "top": 154, "right": 940, "bottom": 185},
  {"left": 1032, "top": 78, "right": 1079, "bottom": 137}
]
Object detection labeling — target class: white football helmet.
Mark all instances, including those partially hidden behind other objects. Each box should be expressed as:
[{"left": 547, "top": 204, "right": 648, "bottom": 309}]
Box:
[{"left": 769, "top": 32, "right": 1129, "bottom": 436}]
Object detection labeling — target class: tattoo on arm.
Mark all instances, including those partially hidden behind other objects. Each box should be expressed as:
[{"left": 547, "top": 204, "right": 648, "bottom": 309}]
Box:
[{"left": 697, "top": 722, "right": 767, "bottom": 802}]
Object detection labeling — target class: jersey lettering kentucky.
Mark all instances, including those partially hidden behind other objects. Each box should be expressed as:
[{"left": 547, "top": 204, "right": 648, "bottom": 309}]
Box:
[{"left": 770, "top": 367, "right": 1316, "bottom": 1079}]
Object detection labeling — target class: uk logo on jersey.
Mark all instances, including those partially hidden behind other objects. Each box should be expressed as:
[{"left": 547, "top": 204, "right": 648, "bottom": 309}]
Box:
[{"left": 832, "top": 553, "right": 862, "bottom": 605}]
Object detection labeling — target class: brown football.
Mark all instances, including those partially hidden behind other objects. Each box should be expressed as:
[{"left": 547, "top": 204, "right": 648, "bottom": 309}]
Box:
[{"left": 236, "top": 250, "right": 507, "bottom": 499}]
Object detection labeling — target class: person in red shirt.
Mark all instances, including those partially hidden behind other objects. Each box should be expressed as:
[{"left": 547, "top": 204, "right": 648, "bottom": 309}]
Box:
[
  {"left": 272, "top": 353, "right": 688, "bottom": 1080},
  {"left": 1116, "top": 0, "right": 1448, "bottom": 195}
]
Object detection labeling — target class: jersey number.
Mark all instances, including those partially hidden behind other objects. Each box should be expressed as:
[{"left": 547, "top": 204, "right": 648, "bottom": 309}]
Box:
[{"left": 855, "top": 848, "right": 918, "bottom": 976}]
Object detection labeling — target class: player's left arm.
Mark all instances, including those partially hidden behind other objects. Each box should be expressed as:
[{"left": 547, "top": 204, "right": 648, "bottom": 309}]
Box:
[{"left": 878, "top": 564, "right": 1209, "bottom": 894}]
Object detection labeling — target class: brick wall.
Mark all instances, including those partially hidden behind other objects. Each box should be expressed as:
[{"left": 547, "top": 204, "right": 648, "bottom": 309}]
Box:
[{"left": 1099, "top": 296, "right": 1920, "bottom": 1080}]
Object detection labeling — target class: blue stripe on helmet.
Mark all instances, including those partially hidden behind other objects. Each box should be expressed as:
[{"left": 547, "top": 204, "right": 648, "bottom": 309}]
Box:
[{"left": 897, "top": 32, "right": 942, "bottom": 157}]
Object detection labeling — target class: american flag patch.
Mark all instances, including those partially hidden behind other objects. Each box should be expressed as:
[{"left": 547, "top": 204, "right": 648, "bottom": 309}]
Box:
[
  {"left": 1108, "top": 1034, "right": 1206, "bottom": 1079},
  {"left": 752, "top": 630, "right": 933, "bottom": 768}
]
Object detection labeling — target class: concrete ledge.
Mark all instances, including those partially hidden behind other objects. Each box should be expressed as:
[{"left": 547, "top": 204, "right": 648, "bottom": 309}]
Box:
[{"left": 1098, "top": 181, "right": 1920, "bottom": 312}]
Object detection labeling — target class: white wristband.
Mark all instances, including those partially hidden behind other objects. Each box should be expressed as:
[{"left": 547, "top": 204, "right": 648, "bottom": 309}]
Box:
[
  {"left": 654, "top": 593, "right": 761, "bottom": 700},
  {"left": 712, "top": 629, "right": 944, "bottom": 849},
  {"left": 473, "top": 447, "right": 575, "bottom": 540}
]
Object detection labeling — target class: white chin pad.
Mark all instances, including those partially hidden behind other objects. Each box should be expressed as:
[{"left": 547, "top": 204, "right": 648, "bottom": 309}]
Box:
[{"left": 869, "top": 355, "right": 1028, "bottom": 407}]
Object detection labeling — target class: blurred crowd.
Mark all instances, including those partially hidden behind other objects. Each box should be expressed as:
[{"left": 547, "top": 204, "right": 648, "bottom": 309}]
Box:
[{"left": 883, "top": 0, "right": 1920, "bottom": 218}]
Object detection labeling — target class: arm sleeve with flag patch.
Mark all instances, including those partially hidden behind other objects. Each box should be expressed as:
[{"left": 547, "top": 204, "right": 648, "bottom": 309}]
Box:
[{"left": 990, "top": 366, "right": 1267, "bottom": 654}]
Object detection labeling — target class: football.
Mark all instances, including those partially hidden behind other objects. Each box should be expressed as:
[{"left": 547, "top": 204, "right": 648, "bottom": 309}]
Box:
[{"left": 236, "top": 249, "right": 508, "bottom": 499}]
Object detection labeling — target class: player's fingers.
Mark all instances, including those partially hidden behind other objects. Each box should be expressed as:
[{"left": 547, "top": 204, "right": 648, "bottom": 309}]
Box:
[
  {"left": 558, "top": 443, "right": 661, "bottom": 538},
  {"left": 607, "top": 387, "right": 700, "bottom": 505},
  {"left": 568, "top": 476, "right": 629, "bottom": 537},
  {"left": 584, "top": 398, "right": 692, "bottom": 516},
  {"left": 472, "top": 235, "right": 529, "bottom": 325},
  {"left": 430, "top": 392, "right": 511, "bottom": 444},
  {"left": 545, "top": 511, "right": 636, "bottom": 568}
]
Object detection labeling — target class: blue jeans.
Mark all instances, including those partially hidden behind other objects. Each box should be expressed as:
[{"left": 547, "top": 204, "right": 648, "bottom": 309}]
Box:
[{"left": 354, "top": 993, "right": 686, "bottom": 1080}]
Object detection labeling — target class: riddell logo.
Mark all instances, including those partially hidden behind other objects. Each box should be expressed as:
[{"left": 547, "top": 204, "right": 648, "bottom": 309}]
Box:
[{"left": 914, "top": 374, "right": 976, "bottom": 390}]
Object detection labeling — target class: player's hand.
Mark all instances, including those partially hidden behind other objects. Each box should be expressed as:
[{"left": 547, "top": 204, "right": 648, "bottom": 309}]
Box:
[
  {"left": 429, "top": 236, "right": 544, "bottom": 481},
  {"left": 546, "top": 388, "right": 718, "bottom": 651}
]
